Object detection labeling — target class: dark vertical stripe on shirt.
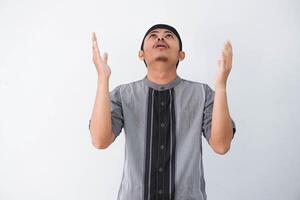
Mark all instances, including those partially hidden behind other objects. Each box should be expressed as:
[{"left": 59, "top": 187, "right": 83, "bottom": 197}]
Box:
[
  {"left": 170, "top": 88, "right": 176, "bottom": 200},
  {"left": 149, "top": 90, "right": 160, "bottom": 199},
  {"left": 144, "top": 88, "right": 154, "bottom": 200}
]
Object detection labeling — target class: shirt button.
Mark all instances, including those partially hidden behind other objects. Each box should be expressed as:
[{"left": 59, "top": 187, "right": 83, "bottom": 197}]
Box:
[
  {"left": 158, "top": 167, "right": 163, "bottom": 172},
  {"left": 160, "top": 101, "right": 165, "bottom": 106},
  {"left": 160, "top": 122, "right": 165, "bottom": 128},
  {"left": 160, "top": 145, "right": 165, "bottom": 150},
  {"left": 158, "top": 189, "right": 163, "bottom": 194}
]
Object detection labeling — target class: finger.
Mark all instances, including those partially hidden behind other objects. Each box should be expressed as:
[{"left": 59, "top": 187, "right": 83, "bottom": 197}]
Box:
[
  {"left": 222, "top": 42, "right": 228, "bottom": 52},
  {"left": 92, "top": 32, "right": 98, "bottom": 42},
  {"left": 92, "top": 32, "right": 97, "bottom": 49},
  {"left": 228, "top": 42, "right": 233, "bottom": 57},
  {"left": 225, "top": 40, "right": 233, "bottom": 65},
  {"left": 228, "top": 51, "right": 233, "bottom": 69},
  {"left": 92, "top": 34, "right": 101, "bottom": 56},
  {"left": 223, "top": 47, "right": 232, "bottom": 69},
  {"left": 92, "top": 46, "right": 103, "bottom": 65},
  {"left": 222, "top": 51, "right": 227, "bottom": 68},
  {"left": 227, "top": 39, "right": 232, "bottom": 48},
  {"left": 103, "top": 52, "right": 108, "bottom": 64},
  {"left": 92, "top": 32, "right": 98, "bottom": 52},
  {"left": 93, "top": 40, "right": 100, "bottom": 53},
  {"left": 92, "top": 32, "right": 95, "bottom": 42},
  {"left": 226, "top": 40, "right": 232, "bottom": 54},
  {"left": 223, "top": 41, "right": 230, "bottom": 54},
  {"left": 94, "top": 32, "right": 97, "bottom": 40},
  {"left": 93, "top": 43, "right": 102, "bottom": 63},
  {"left": 223, "top": 43, "right": 231, "bottom": 60}
]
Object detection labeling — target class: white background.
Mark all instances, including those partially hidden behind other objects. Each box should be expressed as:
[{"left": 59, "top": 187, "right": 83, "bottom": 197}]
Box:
[{"left": 0, "top": 0, "right": 299, "bottom": 199}]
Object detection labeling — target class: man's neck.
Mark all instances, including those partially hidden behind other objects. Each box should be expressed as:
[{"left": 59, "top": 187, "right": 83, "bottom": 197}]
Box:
[{"left": 146, "top": 69, "right": 177, "bottom": 85}]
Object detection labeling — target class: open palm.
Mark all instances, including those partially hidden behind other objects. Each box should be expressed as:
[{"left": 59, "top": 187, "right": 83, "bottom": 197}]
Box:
[
  {"left": 92, "top": 32, "right": 111, "bottom": 80},
  {"left": 215, "top": 40, "right": 233, "bottom": 87}
]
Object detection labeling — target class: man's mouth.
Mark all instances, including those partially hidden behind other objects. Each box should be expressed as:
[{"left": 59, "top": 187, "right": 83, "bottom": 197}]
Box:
[{"left": 155, "top": 42, "right": 168, "bottom": 49}]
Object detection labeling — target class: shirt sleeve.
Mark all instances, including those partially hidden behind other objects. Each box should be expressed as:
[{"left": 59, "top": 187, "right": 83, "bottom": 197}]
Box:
[
  {"left": 201, "top": 84, "right": 236, "bottom": 144},
  {"left": 88, "top": 85, "right": 124, "bottom": 140},
  {"left": 109, "top": 85, "right": 124, "bottom": 138}
]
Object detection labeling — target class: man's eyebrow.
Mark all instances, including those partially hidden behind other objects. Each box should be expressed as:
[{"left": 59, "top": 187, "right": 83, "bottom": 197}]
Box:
[
  {"left": 147, "top": 30, "right": 175, "bottom": 36},
  {"left": 164, "top": 30, "right": 175, "bottom": 35}
]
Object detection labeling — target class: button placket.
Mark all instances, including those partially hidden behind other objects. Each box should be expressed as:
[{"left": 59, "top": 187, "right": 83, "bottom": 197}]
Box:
[{"left": 157, "top": 91, "right": 166, "bottom": 198}]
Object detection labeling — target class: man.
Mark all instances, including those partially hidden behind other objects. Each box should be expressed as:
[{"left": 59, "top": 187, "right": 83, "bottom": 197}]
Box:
[{"left": 88, "top": 24, "right": 236, "bottom": 200}]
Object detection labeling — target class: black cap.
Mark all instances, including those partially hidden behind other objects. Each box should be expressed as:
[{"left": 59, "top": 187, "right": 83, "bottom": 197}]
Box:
[{"left": 140, "top": 24, "right": 183, "bottom": 68}]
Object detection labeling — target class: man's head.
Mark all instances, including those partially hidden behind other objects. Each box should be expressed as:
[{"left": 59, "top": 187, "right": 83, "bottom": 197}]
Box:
[{"left": 138, "top": 24, "right": 185, "bottom": 69}]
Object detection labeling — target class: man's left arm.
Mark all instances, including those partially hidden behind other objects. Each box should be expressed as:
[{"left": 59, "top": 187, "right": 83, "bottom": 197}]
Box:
[{"left": 209, "top": 39, "right": 235, "bottom": 155}]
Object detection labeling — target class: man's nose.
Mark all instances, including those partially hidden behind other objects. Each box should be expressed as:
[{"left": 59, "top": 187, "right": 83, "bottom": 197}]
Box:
[{"left": 157, "top": 37, "right": 164, "bottom": 41}]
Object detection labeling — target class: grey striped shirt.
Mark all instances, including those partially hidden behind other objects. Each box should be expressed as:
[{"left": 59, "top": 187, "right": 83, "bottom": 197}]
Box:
[{"left": 89, "top": 74, "right": 236, "bottom": 200}]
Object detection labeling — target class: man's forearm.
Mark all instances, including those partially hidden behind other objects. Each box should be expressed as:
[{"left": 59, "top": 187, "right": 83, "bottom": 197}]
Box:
[
  {"left": 89, "top": 79, "right": 114, "bottom": 148},
  {"left": 210, "top": 85, "right": 233, "bottom": 154}
]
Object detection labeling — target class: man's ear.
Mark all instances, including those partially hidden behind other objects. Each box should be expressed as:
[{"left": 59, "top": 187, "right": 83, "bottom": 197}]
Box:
[
  {"left": 178, "top": 51, "right": 185, "bottom": 61},
  {"left": 138, "top": 50, "right": 144, "bottom": 60}
]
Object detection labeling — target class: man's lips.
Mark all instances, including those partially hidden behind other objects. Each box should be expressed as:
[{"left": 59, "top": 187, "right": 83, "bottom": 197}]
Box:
[
  {"left": 155, "top": 42, "right": 168, "bottom": 48},
  {"left": 156, "top": 46, "right": 167, "bottom": 49}
]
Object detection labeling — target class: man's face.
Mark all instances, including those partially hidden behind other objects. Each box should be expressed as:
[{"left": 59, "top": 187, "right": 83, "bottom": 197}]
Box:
[{"left": 139, "top": 28, "right": 184, "bottom": 68}]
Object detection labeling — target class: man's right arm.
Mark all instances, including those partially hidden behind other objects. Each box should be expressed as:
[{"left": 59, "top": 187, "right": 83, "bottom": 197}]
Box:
[
  {"left": 89, "top": 79, "right": 116, "bottom": 149},
  {"left": 89, "top": 32, "right": 115, "bottom": 149}
]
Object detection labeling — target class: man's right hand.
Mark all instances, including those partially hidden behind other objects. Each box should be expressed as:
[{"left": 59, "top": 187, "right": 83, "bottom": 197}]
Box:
[{"left": 92, "top": 32, "right": 111, "bottom": 81}]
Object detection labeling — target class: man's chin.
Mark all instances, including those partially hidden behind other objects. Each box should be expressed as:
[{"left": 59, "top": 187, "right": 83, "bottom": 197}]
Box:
[{"left": 154, "top": 56, "right": 169, "bottom": 62}]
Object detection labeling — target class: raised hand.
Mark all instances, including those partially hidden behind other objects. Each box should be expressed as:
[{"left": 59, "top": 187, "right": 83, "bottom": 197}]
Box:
[
  {"left": 215, "top": 40, "right": 233, "bottom": 88},
  {"left": 92, "top": 32, "right": 111, "bottom": 81}
]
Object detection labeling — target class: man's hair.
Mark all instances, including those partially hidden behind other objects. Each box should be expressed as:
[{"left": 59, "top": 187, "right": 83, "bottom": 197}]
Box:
[{"left": 140, "top": 24, "right": 183, "bottom": 68}]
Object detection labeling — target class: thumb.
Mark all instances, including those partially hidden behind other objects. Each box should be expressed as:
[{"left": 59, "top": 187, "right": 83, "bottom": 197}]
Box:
[{"left": 103, "top": 52, "right": 108, "bottom": 64}]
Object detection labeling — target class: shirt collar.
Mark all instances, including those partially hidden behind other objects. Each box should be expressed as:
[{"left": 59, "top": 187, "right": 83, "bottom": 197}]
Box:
[{"left": 143, "top": 74, "right": 182, "bottom": 91}]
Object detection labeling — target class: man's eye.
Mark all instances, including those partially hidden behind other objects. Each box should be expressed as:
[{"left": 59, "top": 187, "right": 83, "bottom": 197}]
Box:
[
  {"left": 166, "top": 34, "right": 174, "bottom": 38},
  {"left": 149, "top": 34, "right": 156, "bottom": 38}
]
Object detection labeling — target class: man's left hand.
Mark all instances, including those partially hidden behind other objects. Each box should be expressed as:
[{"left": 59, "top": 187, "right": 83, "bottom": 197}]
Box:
[{"left": 215, "top": 40, "right": 233, "bottom": 89}]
